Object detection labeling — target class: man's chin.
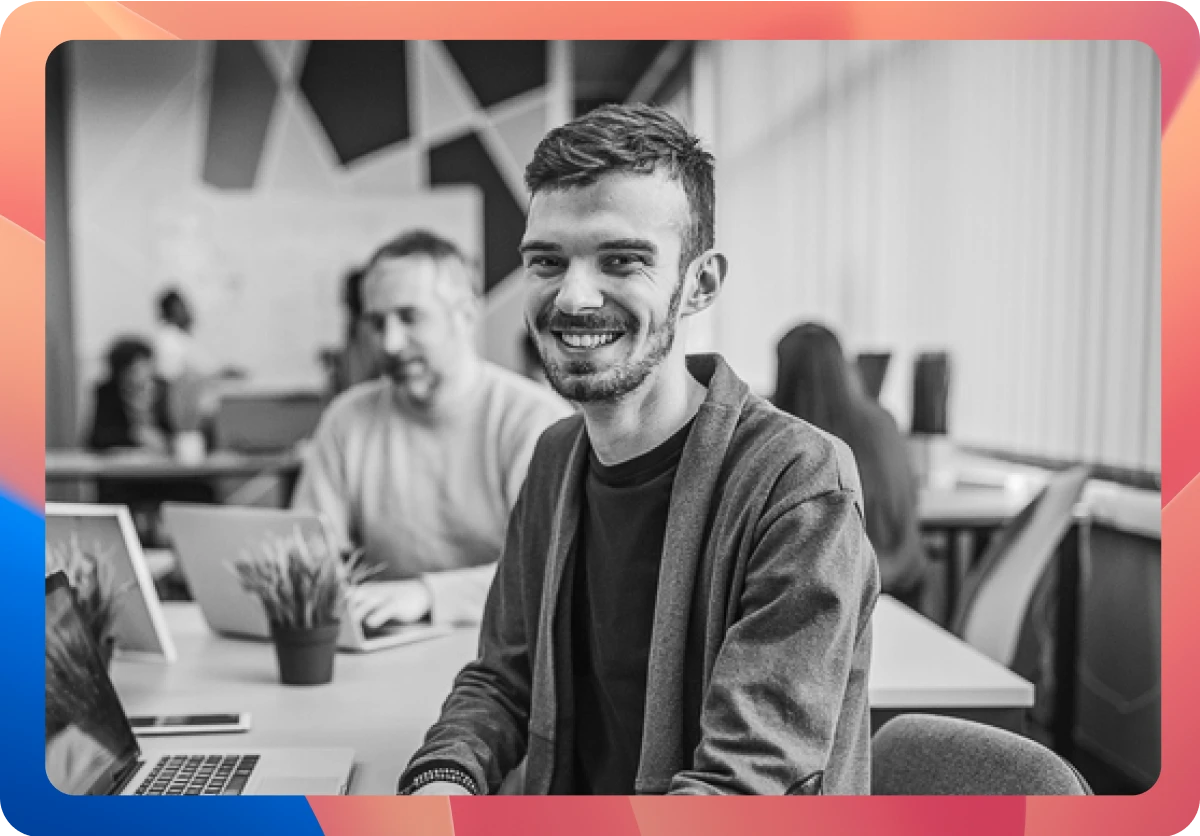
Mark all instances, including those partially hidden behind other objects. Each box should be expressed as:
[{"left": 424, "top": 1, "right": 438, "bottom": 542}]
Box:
[
  {"left": 388, "top": 375, "right": 436, "bottom": 405},
  {"left": 546, "top": 367, "right": 649, "bottom": 404}
]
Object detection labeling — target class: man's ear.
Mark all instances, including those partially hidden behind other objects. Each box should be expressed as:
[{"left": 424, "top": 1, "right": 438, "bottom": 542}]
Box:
[
  {"left": 682, "top": 249, "right": 728, "bottom": 317},
  {"left": 457, "top": 292, "right": 482, "bottom": 328}
]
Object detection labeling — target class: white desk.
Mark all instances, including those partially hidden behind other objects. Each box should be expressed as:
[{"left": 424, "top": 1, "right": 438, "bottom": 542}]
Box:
[{"left": 111, "top": 596, "right": 1032, "bottom": 795}]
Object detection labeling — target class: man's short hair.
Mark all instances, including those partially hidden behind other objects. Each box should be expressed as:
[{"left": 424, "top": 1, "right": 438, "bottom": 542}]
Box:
[
  {"left": 524, "top": 103, "right": 715, "bottom": 271},
  {"left": 364, "top": 229, "right": 477, "bottom": 293}
]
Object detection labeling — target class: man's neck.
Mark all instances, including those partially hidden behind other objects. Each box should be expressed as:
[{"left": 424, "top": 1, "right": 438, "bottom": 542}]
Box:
[{"left": 582, "top": 353, "right": 706, "bottom": 466}]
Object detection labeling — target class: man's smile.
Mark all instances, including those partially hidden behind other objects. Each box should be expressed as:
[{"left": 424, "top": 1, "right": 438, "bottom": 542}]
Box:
[{"left": 552, "top": 330, "right": 625, "bottom": 351}]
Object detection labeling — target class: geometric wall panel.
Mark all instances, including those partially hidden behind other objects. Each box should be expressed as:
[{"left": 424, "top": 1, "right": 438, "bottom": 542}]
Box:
[
  {"left": 416, "top": 41, "right": 479, "bottom": 142},
  {"left": 493, "top": 98, "right": 551, "bottom": 178},
  {"left": 299, "top": 41, "right": 410, "bottom": 165},
  {"left": 343, "top": 144, "right": 424, "bottom": 195},
  {"left": 203, "top": 41, "right": 279, "bottom": 189},
  {"left": 260, "top": 91, "right": 343, "bottom": 193},
  {"left": 430, "top": 131, "right": 526, "bottom": 294},
  {"left": 443, "top": 41, "right": 546, "bottom": 109},
  {"left": 257, "top": 40, "right": 308, "bottom": 84}
]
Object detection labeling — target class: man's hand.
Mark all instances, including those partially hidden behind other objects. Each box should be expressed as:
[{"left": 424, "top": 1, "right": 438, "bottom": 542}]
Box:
[
  {"left": 409, "top": 781, "right": 473, "bottom": 796},
  {"left": 348, "top": 579, "right": 433, "bottom": 627}
]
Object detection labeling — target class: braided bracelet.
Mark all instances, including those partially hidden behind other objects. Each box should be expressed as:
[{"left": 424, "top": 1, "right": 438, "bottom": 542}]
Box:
[{"left": 399, "top": 766, "right": 480, "bottom": 796}]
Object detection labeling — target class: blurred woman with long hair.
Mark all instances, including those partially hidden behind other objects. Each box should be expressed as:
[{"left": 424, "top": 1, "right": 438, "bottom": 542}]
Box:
[{"left": 773, "top": 323, "right": 928, "bottom": 611}]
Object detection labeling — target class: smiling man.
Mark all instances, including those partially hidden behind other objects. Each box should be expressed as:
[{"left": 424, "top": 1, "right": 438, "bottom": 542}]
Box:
[
  {"left": 398, "top": 105, "right": 879, "bottom": 796},
  {"left": 293, "top": 230, "right": 571, "bottom": 627}
]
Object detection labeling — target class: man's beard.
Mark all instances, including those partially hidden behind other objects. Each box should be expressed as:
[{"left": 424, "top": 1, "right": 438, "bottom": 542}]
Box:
[
  {"left": 533, "top": 279, "right": 684, "bottom": 404},
  {"left": 384, "top": 356, "right": 441, "bottom": 407}
]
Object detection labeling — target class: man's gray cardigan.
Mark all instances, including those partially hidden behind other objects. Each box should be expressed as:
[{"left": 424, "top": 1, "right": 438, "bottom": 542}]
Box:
[{"left": 399, "top": 354, "right": 880, "bottom": 795}]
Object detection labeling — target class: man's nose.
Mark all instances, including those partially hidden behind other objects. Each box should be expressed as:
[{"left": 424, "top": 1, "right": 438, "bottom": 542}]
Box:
[
  {"left": 553, "top": 266, "right": 604, "bottom": 315},
  {"left": 382, "top": 316, "right": 409, "bottom": 354}
]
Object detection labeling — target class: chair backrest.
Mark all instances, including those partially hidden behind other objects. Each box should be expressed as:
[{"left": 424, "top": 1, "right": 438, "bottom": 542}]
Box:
[
  {"left": 952, "top": 466, "right": 1090, "bottom": 667},
  {"left": 872, "top": 713, "right": 1092, "bottom": 795}
]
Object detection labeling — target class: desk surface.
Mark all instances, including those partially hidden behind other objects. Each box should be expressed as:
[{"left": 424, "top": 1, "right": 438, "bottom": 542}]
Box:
[
  {"left": 917, "top": 449, "right": 1046, "bottom": 527},
  {"left": 111, "top": 596, "right": 1032, "bottom": 795},
  {"left": 45, "top": 449, "right": 303, "bottom": 480},
  {"left": 918, "top": 485, "right": 1036, "bottom": 527}
]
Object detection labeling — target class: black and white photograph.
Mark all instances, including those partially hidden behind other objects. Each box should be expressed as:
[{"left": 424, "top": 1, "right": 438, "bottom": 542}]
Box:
[{"left": 45, "top": 39, "right": 1160, "bottom": 797}]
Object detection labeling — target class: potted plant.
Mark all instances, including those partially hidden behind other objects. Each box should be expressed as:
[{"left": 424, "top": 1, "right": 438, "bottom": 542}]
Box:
[
  {"left": 231, "top": 529, "right": 376, "bottom": 686},
  {"left": 45, "top": 534, "right": 132, "bottom": 668}
]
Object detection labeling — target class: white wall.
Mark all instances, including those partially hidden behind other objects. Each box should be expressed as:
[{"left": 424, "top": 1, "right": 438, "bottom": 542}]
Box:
[
  {"left": 702, "top": 40, "right": 1160, "bottom": 472},
  {"left": 64, "top": 40, "right": 570, "bottom": 432}
]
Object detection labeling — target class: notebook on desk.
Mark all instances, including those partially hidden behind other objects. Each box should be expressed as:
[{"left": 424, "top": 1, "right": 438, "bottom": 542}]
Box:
[
  {"left": 44, "top": 572, "right": 354, "bottom": 796},
  {"left": 161, "top": 503, "right": 451, "bottom": 653}
]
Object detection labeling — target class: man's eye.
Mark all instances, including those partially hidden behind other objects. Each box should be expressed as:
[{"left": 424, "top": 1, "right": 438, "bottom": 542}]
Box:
[
  {"left": 604, "top": 254, "right": 646, "bottom": 269},
  {"left": 526, "top": 257, "right": 564, "bottom": 272}
]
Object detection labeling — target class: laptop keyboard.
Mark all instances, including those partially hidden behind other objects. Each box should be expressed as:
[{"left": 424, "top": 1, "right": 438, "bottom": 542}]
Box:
[{"left": 134, "top": 754, "right": 261, "bottom": 796}]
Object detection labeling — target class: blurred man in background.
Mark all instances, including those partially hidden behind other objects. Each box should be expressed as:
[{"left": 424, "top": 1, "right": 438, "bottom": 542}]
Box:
[{"left": 293, "top": 230, "right": 571, "bottom": 626}]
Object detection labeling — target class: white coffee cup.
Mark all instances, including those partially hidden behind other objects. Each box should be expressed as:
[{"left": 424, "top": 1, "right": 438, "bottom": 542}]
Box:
[{"left": 174, "top": 430, "right": 206, "bottom": 465}]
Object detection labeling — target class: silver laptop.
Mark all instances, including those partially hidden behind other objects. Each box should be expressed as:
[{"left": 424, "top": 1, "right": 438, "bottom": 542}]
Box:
[
  {"left": 161, "top": 503, "right": 450, "bottom": 652},
  {"left": 45, "top": 503, "right": 177, "bottom": 663},
  {"left": 45, "top": 572, "right": 354, "bottom": 796}
]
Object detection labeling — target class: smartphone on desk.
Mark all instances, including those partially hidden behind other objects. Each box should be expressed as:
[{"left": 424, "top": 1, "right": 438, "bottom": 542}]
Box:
[{"left": 128, "top": 713, "right": 251, "bottom": 736}]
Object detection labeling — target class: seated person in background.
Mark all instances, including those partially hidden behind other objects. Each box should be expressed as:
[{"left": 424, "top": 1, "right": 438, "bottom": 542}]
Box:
[
  {"left": 398, "top": 105, "right": 877, "bottom": 797},
  {"left": 154, "top": 287, "right": 244, "bottom": 445},
  {"left": 87, "top": 336, "right": 214, "bottom": 550},
  {"left": 154, "top": 288, "right": 216, "bottom": 384},
  {"left": 773, "top": 322, "right": 929, "bottom": 611},
  {"left": 293, "top": 230, "right": 572, "bottom": 627},
  {"left": 87, "top": 337, "right": 172, "bottom": 453},
  {"left": 325, "top": 266, "right": 385, "bottom": 396}
]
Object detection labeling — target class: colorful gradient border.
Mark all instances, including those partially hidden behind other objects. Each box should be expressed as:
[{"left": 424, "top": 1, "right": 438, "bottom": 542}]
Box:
[{"left": 1, "top": 3, "right": 1196, "bottom": 835}]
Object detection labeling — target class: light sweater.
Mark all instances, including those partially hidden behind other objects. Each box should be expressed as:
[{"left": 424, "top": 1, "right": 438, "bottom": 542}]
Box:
[{"left": 292, "top": 360, "right": 572, "bottom": 625}]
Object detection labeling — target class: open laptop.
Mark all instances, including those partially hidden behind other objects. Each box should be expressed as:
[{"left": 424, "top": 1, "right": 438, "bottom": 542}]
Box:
[
  {"left": 45, "top": 572, "right": 354, "bottom": 796},
  {"left": 45, "top": 503, "right": 176, "bottom": 663},
  {"left": 161, "top": 503, "right": 450, "bottom": 653}
]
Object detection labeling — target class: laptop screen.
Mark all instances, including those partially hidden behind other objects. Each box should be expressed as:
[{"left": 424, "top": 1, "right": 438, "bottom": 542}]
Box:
[{"left": 45, "top": 573, "right": 140, "bottom": 795}]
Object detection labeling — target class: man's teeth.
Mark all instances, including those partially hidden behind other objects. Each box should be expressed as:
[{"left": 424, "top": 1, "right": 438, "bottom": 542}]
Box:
[{"left": 561, "top": 333, "right": 619, "bottom": 349}]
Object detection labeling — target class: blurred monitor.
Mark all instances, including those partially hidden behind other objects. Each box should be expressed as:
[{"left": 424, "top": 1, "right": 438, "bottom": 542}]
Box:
[
  {"left": 855, "top": 352, "right": 892, "bottom": 402},
  {"left": 215, "top": 389, "right": 325, "bottom": 453}
]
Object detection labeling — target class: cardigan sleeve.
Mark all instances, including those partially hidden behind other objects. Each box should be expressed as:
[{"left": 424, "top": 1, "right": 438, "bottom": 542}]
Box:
[
  {"left": 397, "top": 483, "right": 534, "bottom": 795},
  {"left": 667, "top": 488, "right": 879, "bottom": 795}
]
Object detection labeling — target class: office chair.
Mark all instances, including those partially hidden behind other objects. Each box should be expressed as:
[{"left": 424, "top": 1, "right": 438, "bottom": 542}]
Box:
[
  {"left": 872, "top": 713, "right": 1093, "bottom": 795},
  {"left": 950, "top": 466, "right": 1090, "bottom": 741},
  {"left": 951, "top": 466, "right": 1090, "bottom": 667}
]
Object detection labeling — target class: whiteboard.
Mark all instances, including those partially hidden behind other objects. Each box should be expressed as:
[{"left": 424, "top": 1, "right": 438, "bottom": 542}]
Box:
[{"left": 145, "top": 186, "right": 482, "bottom": 386}]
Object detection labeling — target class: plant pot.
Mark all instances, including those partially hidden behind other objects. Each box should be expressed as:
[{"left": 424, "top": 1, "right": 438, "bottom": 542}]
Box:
[{"left": 269, "top": 622, "right": 339, "bottom": 686}]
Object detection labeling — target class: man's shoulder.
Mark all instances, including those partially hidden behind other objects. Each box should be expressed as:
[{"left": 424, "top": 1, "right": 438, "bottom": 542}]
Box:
[
  {"left": 320, "top": 378, "right": 392, "bottom": 427},
  {"left": 728, "top": 394, "right": 864, "bottom": 507},
  {"left": 480, "top": 361, "right": 573, "bottom": 423}
]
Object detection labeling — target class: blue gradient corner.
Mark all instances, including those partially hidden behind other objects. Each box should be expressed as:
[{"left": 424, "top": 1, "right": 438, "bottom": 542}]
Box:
[{"left": 0, "top": 490, "right": 327, "bottom": 836}]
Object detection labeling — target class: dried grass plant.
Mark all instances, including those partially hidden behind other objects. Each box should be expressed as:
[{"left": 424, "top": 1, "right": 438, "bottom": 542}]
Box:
[
  {"left": 45, "top": 533, "right": 133, "bottom": 651},
  {"left": 230, "top": 528, "right": 380, "bottom": 630}
]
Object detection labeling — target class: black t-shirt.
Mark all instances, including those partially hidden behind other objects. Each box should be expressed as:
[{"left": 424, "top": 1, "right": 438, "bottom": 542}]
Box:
[{"left": 571, "top": 418, "right": 695, "bottom": 794}]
